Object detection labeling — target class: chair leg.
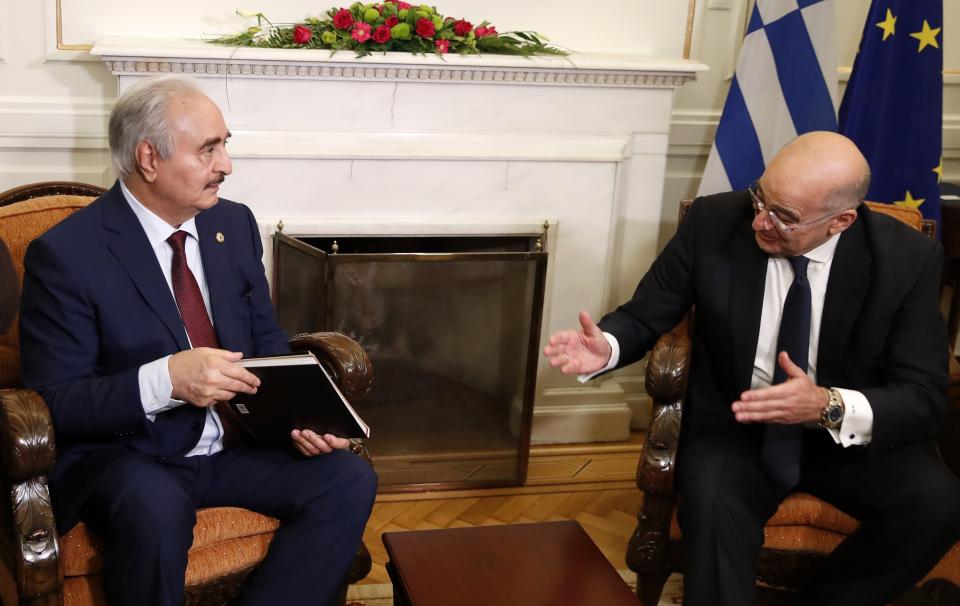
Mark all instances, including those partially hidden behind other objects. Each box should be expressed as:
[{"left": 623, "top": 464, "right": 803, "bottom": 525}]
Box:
[{"left": 636, "top": 568, "right": 672, "bottom": 606}]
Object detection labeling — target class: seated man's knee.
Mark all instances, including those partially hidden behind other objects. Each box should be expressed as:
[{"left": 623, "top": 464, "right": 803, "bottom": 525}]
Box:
[{"left": 303, "top": 450, "right": 377, "bottom": 512}]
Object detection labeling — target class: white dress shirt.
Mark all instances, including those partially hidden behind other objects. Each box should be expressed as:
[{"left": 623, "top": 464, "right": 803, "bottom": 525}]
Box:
[
  {"left": 121, "top": 181, "right": 226, "bottom": 456},
  {"left": 582, "top": 233, "right": 874, "bottom": 447}
]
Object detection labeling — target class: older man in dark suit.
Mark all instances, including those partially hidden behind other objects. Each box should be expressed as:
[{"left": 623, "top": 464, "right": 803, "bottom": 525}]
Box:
[
  {"left": 19, "top": 75, "right": 376, "bottom": 606},
  {"left": 545, "top": 132, "right": 960, "bottom": 606}
]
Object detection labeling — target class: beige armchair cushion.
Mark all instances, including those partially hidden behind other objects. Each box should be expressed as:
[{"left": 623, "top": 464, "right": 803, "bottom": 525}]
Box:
[{"left": 0, "top": 195, "right": 93, "bottom": 387}]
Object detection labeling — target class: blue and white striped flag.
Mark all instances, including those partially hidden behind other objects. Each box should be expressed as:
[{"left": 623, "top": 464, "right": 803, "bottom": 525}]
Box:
[{"left": 698, "top": 0, "right": 838, "bottom": 196}]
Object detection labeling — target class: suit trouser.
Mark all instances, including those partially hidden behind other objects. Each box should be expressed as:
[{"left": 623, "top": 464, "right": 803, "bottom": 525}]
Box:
[
  {"left": 78, "top": 444, "right": 378, "bottom": 606},
  {"left": 676, "top": 429, "right": 960, "bottom": 606}
]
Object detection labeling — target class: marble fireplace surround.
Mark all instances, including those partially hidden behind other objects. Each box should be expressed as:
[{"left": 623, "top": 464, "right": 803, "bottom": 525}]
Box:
[{"left": 91, "top": 37, "right": 706, "bottom": 444}]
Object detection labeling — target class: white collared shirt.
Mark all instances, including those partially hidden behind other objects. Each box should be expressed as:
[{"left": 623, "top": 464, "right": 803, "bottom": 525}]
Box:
[
  {"left": 121, "top": 181, "right": 226, "bottom": 456},
  {"left": 583, "top": 232, "right": 873, "bottom": 447}
]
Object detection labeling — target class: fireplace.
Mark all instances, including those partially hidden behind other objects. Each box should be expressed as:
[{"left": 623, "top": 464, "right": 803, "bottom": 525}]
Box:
[{"left": 274, "top": 230, "right": 548, "bottom": 490}]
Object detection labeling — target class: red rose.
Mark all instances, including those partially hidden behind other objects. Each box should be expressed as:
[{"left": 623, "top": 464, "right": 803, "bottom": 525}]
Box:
[
  {"left": 397, "top": 1, "right": 413, "bottom": 8},
  {"left": 453, "top": 20, "right": 472, "bottom": 37},
  {"left": 373, "top": 25, "right": 392, "bottom": 44},
  {"left": 385, "top": 15, "right": 399, "bottom": 27},
  {"left": 475, "top": 25, "right": 498, "bottom": 38},
  {"left": 435, "top": 39, "right": 449, "bottom": 54},
  {"left": 415, "top": 18, "right": 435, "bottom": 38},
  {"left": 333, "top": 8, "right": 354, "bottom": 30},
  {"left": 293, "top": 24, "right": 313, "bottom": 45}
]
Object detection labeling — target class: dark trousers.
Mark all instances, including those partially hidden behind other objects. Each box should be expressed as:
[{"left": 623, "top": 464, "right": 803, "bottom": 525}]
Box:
[
  {"left": 676, "top": 430, "right": 960, "bottom": 606},
  {"left": 78, "top": 444, "right": 378, "bottom": 606}
]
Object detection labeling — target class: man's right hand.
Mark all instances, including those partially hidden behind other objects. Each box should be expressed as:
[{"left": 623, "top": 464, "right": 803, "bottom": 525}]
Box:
[
  {"left": 543, "top": 311, "right": 612, "bottom": 376},
  {"left": 168, "top": 348, "right": 260, "bottom": 407}
]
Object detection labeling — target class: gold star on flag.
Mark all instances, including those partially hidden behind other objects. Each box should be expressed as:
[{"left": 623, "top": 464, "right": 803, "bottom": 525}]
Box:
[
  {"left": 875, "top": 9, "right": 896, "bottom": 41},
  {"left": 934, "top": 159, "right": 943, "bottom": 184},
  {"left": 910, "top": 20, "right": 941, "bottom": 53},
  {"left": 895, "top": 191, "right": 925, "bottom": 209}
]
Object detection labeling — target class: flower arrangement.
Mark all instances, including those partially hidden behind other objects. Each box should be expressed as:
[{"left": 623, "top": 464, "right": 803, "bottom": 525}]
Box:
[{"left": 210, "top": 3, "right": 567, "bottom": 58}]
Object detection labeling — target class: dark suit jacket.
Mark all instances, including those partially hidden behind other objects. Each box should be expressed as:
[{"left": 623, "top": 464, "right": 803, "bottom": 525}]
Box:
[
  {"left": 598, "top": 190, "right": 948, "bottom": 455},
  {"left": 19, "top": 182, "right": 290, "bottom": 531}
]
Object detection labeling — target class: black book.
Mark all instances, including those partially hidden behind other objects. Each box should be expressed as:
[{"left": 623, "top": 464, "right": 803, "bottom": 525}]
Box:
[{"left": 227, "top": 352, "right": 370, "bottom": 444}]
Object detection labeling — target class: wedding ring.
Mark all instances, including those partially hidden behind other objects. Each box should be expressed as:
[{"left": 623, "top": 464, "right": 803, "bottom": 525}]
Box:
[{"left": 563, "top": 353, "right": 570, "bottom": 364}]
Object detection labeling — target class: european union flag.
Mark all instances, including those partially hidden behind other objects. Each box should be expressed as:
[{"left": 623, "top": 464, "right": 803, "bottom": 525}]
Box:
[{"left": 839, "top": 0, "right": 943, "bottom": 226}]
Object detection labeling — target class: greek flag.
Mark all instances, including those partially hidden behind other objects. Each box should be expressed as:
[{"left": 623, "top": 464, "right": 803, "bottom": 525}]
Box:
[
  {"left": 698, "top": 0, "right": 838, "bottom": 196},
  {"left": 839, "top": 0, "right": 943, "bottom": 225}
]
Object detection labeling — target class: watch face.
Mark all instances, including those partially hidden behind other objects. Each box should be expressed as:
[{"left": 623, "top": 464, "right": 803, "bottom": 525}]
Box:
[{"left": 827, "top": 405, "right": 844, "bottom": 424}]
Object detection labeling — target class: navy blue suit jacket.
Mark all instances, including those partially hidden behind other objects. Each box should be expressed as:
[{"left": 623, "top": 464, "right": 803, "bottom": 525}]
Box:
[{"left": 19, "top": 182, "right": 290, "bottom": 531}]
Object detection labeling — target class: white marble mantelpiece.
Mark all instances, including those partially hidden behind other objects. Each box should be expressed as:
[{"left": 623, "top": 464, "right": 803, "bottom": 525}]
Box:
[{"left": 93, "top": 37, "right": 706, "bottom": 444}]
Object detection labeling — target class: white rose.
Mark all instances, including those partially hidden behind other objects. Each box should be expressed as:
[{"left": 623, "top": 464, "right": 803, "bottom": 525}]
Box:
[{"left": 236, "top": 9, "right": 261, "bottom": 18}]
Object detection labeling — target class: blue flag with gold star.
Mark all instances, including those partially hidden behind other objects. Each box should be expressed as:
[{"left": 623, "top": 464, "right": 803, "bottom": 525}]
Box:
[{"left": 839, "top": 0, "right": 943, "bottom": 225}]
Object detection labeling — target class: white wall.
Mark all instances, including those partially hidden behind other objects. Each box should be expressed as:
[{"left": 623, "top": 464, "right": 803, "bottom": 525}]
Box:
[
  {"left": 2, "top": 0, "right": 958, "bottom": 245},
  {"left": 0, "top": 0, "right": 691, "bottom": 190}
]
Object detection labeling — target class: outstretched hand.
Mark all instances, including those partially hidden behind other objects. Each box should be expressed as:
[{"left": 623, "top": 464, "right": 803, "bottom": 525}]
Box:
[
  {"left": 543, "top": 311, "right": 612, "bottom": 376},
  {"left": 732, "top": 351, "right": 827, "bottom": 425}
]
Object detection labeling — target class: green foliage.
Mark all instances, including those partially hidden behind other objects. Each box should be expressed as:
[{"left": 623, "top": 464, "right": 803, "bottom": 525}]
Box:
[{"left": 209, "top": 4, "right": 568, "bottom": 58}]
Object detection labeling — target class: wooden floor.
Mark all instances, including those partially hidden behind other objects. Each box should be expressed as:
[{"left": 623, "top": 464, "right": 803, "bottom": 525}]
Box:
[{"left": 359, "top": 433, "right": 646, "bottom": 585}]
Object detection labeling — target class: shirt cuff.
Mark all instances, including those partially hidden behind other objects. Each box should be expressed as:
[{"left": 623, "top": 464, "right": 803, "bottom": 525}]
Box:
[
  {"left": 825, "top": 388, "right": 873, "bottom": 447},
  {"left": 138, "top": 355, "right": 184, "bottom": 421},
  {"left": 577, "top": 332, "right": 620, "bottom": 384}
]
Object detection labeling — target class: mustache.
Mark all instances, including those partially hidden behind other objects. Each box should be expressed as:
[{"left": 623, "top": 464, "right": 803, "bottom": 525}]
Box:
[{"left": 207, "top": 174, "right": 226, "bottom": 188}]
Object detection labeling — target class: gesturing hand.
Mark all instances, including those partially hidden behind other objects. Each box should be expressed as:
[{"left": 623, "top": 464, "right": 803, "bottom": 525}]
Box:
[
  {"left": 543, "top": 310, "right": 612, "bottom": 376},
  {"left": 168, "top": 348, "right": 260, "bottom": 407},
  {"left": 731, "top": 351, "right": 827, "bottom": 425}
]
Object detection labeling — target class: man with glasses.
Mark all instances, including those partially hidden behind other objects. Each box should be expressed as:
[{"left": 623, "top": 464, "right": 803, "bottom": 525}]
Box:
[{"left": 545, "top": 131, "right": 960, "bottom": 605}]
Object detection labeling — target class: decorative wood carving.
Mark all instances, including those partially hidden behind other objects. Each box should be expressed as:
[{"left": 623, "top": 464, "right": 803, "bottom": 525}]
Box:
[{"left": 289, "top": 332, "right": 373, "bottom": 403}]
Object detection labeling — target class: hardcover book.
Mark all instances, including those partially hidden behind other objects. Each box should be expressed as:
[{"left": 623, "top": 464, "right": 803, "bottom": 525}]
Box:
[{"left": 227, "top": 352, "right": 370, "bottom": 443}]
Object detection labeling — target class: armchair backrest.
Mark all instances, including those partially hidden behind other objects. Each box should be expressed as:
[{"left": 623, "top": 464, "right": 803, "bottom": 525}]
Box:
[{"left": 0, "top": 182, "right": 105, "bottom": 389}]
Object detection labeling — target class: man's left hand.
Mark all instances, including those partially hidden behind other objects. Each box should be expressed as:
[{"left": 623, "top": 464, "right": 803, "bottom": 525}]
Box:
[
  {"left": 291, "top": 429, "right": 350, "bottom": 457},
  {"left": 732, "top": 351, "right": 827, "bottom": 425}
]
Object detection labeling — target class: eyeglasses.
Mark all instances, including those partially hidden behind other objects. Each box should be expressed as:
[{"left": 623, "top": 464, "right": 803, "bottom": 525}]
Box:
[{"left": 748, "top": 182, "right": 841, "bottom": 233}]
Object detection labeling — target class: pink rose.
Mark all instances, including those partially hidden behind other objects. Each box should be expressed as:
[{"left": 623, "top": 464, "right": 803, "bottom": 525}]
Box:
[
  {"left": 453, "top": 20, "right": 472, "bottom": 37},
  {"left": 475, "top": 25, "right": 498, "bottom": 38},
  {"left": 384, "top": 15, "right": 399, "bottom": 27},
  {"left": 435, "top": 39, "right": 449, "bottom": 54},
  {"left": 415, "top": 18, "right": 435, "bottom": 38},
  {"left": 333, "top": 8, "right": 354, "bottom": 30},
  {"left": 293, "top": 25, "right": 313, "bottom": 45},
  {"left": 352, "top": 22, "right": 372, "bottom": 42},
  {"left": 373, "top": 25, "right": 392, "bottom": 44}
]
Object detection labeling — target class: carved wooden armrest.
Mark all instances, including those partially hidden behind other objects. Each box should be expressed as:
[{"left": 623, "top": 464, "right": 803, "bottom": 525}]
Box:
[
  {"left": 637, "top": 321, "right": 690, "bottom": 497},
  {"left": 626, "top": 320, "right": 690, "bottom": 577},
  {"left": 289, "top": 332, "right": 374, "bottom": 464},
  {"left": 0, "top": 388, "right": 63, "bottom": 601}
]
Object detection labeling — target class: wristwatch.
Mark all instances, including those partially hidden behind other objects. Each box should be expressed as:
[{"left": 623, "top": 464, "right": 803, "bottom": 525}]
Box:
[{"left": 820, "top": 387, "right": 845, "bottom": 430}]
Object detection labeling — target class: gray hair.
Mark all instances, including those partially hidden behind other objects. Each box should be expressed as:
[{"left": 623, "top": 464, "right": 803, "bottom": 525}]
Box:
[{"left": 108, "top": 75, "right": 204, "bottom": 179}]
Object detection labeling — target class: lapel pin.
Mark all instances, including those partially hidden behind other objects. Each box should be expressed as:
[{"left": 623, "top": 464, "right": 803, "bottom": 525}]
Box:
[{"left": 216, "top": 232, "right": 225, "bottom": 243}]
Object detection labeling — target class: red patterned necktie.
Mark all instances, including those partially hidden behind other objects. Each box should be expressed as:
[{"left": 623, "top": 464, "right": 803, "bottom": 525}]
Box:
[{"left": 167, "top": 230, "right": 241, "bottom": 446}]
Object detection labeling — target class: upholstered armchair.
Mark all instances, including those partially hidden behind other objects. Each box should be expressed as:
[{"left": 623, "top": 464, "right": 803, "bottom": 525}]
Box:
[
  {"left": 626, "top": 201, "right": 960, "bottom": 606},
  {"left": 0, "top": 182, "right": 373, "bottom": 605}
]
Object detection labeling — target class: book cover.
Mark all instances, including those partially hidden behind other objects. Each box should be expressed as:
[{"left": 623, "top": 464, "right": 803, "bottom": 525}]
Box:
[{"left": 227, "top": 352, "right": 370, "bottom": 444}]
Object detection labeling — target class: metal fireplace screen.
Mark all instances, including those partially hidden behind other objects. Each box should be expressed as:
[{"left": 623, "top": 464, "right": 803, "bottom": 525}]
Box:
[{"left": 273, "top": 232, "right": 548, "bottom": 491}]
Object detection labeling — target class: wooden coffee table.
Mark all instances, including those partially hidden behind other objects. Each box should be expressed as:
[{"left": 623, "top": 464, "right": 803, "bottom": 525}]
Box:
[{"left": 382, "top": 520, "right": 640, "bottom": 606}]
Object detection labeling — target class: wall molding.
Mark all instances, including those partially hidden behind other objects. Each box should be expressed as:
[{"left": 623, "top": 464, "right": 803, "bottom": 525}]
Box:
[{"left": 0, "top": 97, "right": 110, "bottom": 149}]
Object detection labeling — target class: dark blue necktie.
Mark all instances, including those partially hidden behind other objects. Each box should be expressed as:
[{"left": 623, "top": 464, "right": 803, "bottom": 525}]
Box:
[{"left": 761, "top": 255, "right": 810, "bottom": 493}]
